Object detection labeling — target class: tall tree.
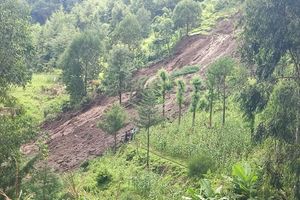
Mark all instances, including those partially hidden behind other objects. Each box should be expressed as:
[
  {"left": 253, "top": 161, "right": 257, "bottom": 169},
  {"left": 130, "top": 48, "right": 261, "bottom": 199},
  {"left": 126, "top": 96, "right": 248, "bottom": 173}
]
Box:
[
  {"left": 153, "top": 12, "right": 175, "bottom": 54},
  {"left": 173, "top": 0, "right": 201, "bottom": 35},
  {"left": 242, "top": 0, "right": 300, "bottom": 144},
  {"left": 157, "top": 69, "right": 171, "bottom": 119},
  {"left": 0, "top": 0, "right": 32, "bottom": 103},
  {"left": 208, "top": 57, "right": 234, "bottom": 126},
  {"left": 114, "top": 13, "right": 142, "bottom": 49},
  {"left": 206, "top": 71, "right": 216, "bottom": 128},
  {"left": 136, "top": 88, "right": 160, "bottom": 168},
  {"left": 176, "top": 79, "right": 186, "bottom": 126},
  {"left": 99, "top": 104, "right": 127, "bottom": 153},
  {"left": 190, "top": 76, "right": 201, "bottom": 128},
  {"left": 33, "top": 8, "right": 78, "bottom": 71},
  {"left": 136, "top": 6, "right": 152, "bottom": 38},
  {"left": 60, "top": 31, "right": 103, "bottom": 103},
  {"left": 104, "top": 44, "right": 133, "bottom": 104}
]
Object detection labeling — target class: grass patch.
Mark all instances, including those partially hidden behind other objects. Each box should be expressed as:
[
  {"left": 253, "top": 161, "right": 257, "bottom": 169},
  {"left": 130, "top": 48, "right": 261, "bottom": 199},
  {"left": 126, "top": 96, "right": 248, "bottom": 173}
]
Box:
[
  {"left": 191, "top": 0, "right": 242, "bottom": 35},
  {"left": 171, "top": 65, "right": 200, "bottom": 78},
  {"left": 61, "top": 145, "right": 190, "bottom": 200},
  {"left": 137, "top": 100, "right": 252, "bottom": 172},
  {"left": 10, "top": 70, "right": 69, "bottom": 123}
]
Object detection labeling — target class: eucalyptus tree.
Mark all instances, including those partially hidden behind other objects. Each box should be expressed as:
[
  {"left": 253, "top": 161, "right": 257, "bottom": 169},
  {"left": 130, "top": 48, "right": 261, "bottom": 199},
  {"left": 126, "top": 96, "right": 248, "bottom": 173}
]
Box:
[
  {"left": 190, "top": 76, "right": 201, "bottom": 128},
  {"left": 157, "top": 69, "right": 171, "bottom": 119},
  {"left": 176, "top": 79, "right": 186, "bottom": 126},
  {"left": 208, "top": 57, "right": 234, "bottom": 126}
]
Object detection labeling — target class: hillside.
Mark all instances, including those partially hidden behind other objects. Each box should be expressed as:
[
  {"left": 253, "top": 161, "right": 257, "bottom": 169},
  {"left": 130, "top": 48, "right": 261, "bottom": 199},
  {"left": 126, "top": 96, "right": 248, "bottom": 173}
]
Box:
[{"left": 23, "top": 16, "right": 237, "bottom": 171}]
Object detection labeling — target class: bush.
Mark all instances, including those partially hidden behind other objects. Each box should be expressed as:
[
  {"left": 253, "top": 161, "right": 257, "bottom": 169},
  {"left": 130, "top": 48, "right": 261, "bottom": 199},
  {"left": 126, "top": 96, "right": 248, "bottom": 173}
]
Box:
[
  {"left": 80, "top": 96, "right": 92, "bottom": 108},
  {"left": 188, "top": 154, "right": 215, "bottom": 178},
  {"left": 61, "top": 100, "right": 73, "bottom": 113},
  {"left": 96, "top": 169, "right": 112, "bottom": 189},
  {"left": 171, "top": 65, "right": 200, "bottom": 78}
]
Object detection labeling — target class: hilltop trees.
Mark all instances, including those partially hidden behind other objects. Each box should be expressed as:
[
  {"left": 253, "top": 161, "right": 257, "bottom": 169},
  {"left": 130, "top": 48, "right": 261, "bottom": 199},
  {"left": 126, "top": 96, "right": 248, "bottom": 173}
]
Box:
[
  {"left": 153, "top": 11, "right": 175, "bottom": 54},
  {"left": 0, "top": 0, "right": 32, "bottom": 102},
  {"left": 115, "top": 14, "right": 142, "bottom": 49},
  {"left": 136, "top": 6, "right": 152, "bottom": 38},
  {"left": 60, "top": 31, "right": 103, "bottom": 103},
  {"left": 105, "top": 45, "right": 133, "bottom": 105},
  {"left": 176, "top": 79, "right": 186, "bottom": 126},
  {"left": 99, "top": 104, "right": 127, "bottom": 153},
  {"left": 173, "top": 0, "right": 201, "bottom": 35}
]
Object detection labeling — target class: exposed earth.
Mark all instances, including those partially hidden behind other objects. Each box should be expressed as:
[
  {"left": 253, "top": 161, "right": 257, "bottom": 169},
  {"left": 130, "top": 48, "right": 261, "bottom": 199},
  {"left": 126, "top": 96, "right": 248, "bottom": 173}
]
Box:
[{"left": 23, "top": 17, "right": 238, "bottom": 171}]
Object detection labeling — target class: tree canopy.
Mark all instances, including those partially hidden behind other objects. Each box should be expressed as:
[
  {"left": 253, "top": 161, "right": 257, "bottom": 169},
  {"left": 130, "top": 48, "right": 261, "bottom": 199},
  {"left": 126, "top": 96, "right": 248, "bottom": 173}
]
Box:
[
  {"left": 0, "top": 0, "right": 33, "bottom": 102},
  {"left": 60, "top": 31, "right": 103, "bottom": 103}
]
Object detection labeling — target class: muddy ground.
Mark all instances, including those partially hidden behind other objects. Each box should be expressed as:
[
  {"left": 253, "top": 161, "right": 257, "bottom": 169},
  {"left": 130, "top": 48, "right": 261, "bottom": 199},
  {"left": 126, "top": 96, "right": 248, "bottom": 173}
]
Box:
[{"left": 22, "top": 17, "right": 238, "bottom": 171}]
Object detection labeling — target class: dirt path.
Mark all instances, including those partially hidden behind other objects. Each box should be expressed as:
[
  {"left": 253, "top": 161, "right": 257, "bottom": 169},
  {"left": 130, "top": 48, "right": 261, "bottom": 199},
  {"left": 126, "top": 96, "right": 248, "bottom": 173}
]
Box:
[{"left": 23, "top": 17, "right": 238, "bottom": 171}]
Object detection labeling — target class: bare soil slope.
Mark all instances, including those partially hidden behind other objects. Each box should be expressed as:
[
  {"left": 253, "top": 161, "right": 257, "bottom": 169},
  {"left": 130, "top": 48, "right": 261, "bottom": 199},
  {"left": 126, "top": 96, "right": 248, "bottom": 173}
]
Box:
[{"left": 23, "top": 17, "right": 237, "bottom": 171}]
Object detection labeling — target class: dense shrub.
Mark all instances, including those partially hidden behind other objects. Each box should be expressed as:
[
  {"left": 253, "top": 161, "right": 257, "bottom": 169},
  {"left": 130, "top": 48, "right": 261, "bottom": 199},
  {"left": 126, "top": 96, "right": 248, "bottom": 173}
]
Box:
[
  {"left": 188, "top": 154, "right": 216, "bottom": 178},
  {"left": 96, "top": 169, "right": 112, "bottom": 189},
  {"left": 171, "top": 65, "right": 200, "bottom": 78}
]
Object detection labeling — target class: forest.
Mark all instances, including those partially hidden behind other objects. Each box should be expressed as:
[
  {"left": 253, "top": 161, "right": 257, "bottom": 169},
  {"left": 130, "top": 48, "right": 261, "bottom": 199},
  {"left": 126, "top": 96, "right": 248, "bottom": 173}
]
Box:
[{"left": 0, "top": 0, "right": 299, "bottom": 199}]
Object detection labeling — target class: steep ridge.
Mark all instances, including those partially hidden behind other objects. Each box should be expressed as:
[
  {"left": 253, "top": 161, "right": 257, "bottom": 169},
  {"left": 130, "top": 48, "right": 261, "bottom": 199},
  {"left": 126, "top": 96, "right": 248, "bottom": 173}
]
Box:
[{"left": 23, "top": 17, "right": 238, "bottom": 171}]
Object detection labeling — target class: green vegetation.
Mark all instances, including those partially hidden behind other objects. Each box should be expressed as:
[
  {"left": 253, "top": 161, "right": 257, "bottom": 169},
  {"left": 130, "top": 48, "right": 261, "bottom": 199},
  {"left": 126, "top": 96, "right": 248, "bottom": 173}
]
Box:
[
  {"left": 98, "top": 104, "right": 127, "bottom": 153},
  {"left": 11, "top": 71, "right": 68, "bottom": 122},
  {"left": 171, "top": 65, "right": 200, "bottom": 78},
  {"left": 176, "top": 79, "right": 186, "bottom": 126},
  {"left": 60, "top": 31, "right": 103, "bottom": 103},
  {"left": 1, "top": 0, "right": 300, "bottom": 199}
]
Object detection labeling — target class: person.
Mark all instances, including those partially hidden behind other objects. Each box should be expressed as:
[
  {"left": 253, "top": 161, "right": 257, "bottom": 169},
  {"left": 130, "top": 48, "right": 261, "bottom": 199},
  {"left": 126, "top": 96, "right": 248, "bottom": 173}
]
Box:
[{"left": 124, "top": 130, "right": 129, "bottom": 142}]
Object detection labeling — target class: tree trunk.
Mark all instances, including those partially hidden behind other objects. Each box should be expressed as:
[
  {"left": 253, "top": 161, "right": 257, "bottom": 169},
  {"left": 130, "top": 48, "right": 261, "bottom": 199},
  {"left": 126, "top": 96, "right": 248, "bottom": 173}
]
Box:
[
  {"left": 118, "top": 76, "right": 122, "bottom": 105},
  {"left": 114, "top": 132, "right": 117, "bottom": 153},
  {"left": 84, "top": 66, "right": 88, "bottom": 96},
  {"left": 186, "top": 23, "right": 189, "bottom": 36},
  {"left": 146, "top": 127, "right": 150, "bottom": 169},
  {"left": 14, "top": 157, "right": 20, "bottom": 199},
  {"left": 178, "top": 104, "right": 182, "bottom": 126},
  {"left": 119, "top": 91, "right": 122, "bottom": 105},
  {"left": 162, "top": 92, "right": 165, "bottom": 118},
  {"left": 192, "top": 110, "right": 196, "bottom": 128},
  {"left": 222, "top": 78, "right": 226, "bottom": 126},
  {"left": 209, "top": 90, "right": 214, "bottom": 128},
  {"left": 250, "top": 115, "right": 255, "bottom": 135}
]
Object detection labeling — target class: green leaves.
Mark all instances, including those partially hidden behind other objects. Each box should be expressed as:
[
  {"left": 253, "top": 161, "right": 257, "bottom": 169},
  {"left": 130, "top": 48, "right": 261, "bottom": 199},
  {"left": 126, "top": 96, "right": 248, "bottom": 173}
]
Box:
[
  {"left": 104, "top": 44, "right": 133, "bottom": 104},
  {"left": 60, "top": 31, "right": 103, "bottom": 103},
  {"left": 0, "top": 0, "right": 32, "bottom": 102},
  {"left": 98, "top": 104, "right": 126, "bottom": 135},
  {"left": 136, "top": 88, "right": 161, "bottom": 129},
  {"left": 232, "top": 163, "right": 258, "bottom": 198},
  {"left": 173, "top": 0, "right": 201, "bottom": 35}
]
